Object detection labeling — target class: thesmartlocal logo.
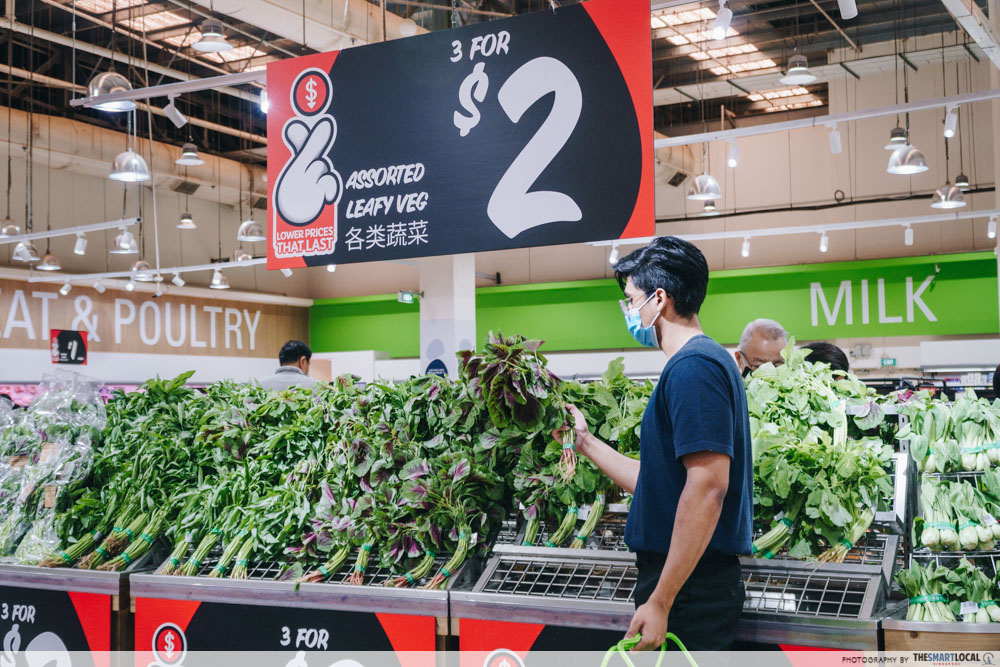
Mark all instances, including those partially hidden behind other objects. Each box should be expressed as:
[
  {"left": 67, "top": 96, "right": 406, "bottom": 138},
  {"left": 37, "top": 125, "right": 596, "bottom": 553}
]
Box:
[{"left": 910, "top": 653, "right": 991, "bottom": 665}]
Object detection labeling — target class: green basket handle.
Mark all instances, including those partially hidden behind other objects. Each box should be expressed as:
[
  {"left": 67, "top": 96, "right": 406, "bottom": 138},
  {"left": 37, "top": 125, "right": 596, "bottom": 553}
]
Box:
[{"left": 601, "top": 633, "right": 697, "bottom": 667}]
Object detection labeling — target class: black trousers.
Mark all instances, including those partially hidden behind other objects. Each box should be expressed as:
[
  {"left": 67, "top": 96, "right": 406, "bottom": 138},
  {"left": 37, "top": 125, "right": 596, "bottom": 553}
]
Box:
[{"left": 633, "top": 551, "right": 745, "bottom": 652}]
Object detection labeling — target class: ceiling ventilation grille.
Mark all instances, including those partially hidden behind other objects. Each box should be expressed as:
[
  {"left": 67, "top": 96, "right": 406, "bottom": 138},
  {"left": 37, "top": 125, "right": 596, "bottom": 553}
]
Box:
[{"left": 172, "top": 180, "right": 200, "bottom": 195}]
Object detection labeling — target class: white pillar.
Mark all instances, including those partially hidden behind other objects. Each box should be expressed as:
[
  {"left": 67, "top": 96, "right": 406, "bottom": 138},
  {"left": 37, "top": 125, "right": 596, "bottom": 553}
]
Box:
[{"left": 418, "top": 254, "right": 476, "bottom": 378}]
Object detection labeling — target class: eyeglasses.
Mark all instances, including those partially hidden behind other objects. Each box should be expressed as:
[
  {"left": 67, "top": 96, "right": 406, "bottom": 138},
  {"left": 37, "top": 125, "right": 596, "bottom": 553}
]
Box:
[{"left": 619, "top": 293, "right": 654, "bottom": 315}]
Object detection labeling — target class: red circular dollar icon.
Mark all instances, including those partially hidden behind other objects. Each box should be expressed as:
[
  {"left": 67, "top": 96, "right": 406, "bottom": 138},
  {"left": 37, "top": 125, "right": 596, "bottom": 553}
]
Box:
[
  {"left": 482, "top": 649, "right": 525, "bottom": 667},
  {"left": 292, "top": 69, "right": 331, "bottom": 117},
  {"left": 152, "top": 623, "right": 186, "bottom": 666}
]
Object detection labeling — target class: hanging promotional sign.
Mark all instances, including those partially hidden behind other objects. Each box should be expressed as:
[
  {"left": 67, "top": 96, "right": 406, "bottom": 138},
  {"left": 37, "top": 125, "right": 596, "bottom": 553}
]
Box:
[
  {"left": 266, "top": 0, "right": 653, "bottom": 270},
  {"left": 50, "top": 329, "right": 88, "bottom": 365}
]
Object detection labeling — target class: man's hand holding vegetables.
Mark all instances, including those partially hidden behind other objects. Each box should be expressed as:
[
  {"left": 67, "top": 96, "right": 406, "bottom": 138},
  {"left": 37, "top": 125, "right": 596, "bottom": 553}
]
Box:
[{"left": 567, "top": 237, "right": 753, "bottom": 652}]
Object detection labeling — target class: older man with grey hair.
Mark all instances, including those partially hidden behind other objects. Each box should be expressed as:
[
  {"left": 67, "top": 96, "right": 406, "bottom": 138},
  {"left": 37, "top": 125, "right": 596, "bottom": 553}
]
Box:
[{"left": 735, "top": 319, "right": 787, "bottom": 377}]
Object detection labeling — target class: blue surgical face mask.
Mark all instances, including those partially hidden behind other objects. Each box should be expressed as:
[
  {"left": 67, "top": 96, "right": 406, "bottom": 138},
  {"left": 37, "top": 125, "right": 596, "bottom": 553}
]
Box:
[{"left": 621, "top": 293, "right": 660, "bottom": 348}]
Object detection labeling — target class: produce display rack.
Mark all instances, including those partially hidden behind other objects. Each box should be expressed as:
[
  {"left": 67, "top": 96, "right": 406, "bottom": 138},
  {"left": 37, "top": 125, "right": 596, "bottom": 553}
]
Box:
[
  {"left": 0, "top": 550, "right": 157, "bottom": 654},
  {"left": 129, "top": 552, "right": 470, "bottom": 653},
  {"left": 882, "top": 603, "right": 1000, "bottom": 650}
]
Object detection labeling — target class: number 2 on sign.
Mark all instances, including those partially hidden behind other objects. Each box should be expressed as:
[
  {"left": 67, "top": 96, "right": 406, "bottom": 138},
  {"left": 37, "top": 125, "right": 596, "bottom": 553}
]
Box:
[{"left": 453, "top": 57, "right": 583, "bottom": 239}]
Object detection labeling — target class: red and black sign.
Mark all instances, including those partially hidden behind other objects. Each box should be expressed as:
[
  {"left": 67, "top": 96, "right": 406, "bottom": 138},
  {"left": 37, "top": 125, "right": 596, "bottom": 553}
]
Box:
[
  {"left": 457, "top": 618, "right": 624, "bottom": 667},
  {"left": 0, "top": 584, "right": 111, "bottom": 667},
  {"left": 135, "top": 597, "right": 436, "bottom": 667},
  {"left": 266, "top": 0, "right": 653, "bottom": 270},
  {"left": 50, "top": 329, "right": 88, "bottom": 365}
]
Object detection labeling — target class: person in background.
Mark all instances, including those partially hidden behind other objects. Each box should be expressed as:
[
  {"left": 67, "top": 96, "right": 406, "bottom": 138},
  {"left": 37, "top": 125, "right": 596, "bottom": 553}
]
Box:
[
  {"left": 735, "top": 318, "right": 788, "bottom": 377},
  {"left": 992, "top": 364, "right": 1000, "bottom": 399},
  {"left": 566, "top": 236, "right": 751, "bottom": 651},
  {"left": 259, "top": 340, "right": 320, "bottom": 391},
  {"left": 801, "top": 341, "right": 850, "bottom": 374}
]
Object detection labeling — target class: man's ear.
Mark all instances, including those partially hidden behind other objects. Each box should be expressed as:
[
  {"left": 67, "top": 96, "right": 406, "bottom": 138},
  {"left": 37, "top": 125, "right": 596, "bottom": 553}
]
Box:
[{"left": 655, "top": 288, "right": 675, "bottom": 318}]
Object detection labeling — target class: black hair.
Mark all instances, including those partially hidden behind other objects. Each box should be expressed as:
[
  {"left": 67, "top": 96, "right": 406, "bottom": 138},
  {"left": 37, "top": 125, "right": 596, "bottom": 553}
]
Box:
[
  {"left": 801, "top": 341, "right": 850, "bottom": 373},
  {"left": 614, "top": 236, "right": 709, "bottom": 318},
  {"left": 279, "top": 340, "right": 312, "bottom": 365},
  {"left": 992, "top": 364, "right": 1000, "bottom": 399}
]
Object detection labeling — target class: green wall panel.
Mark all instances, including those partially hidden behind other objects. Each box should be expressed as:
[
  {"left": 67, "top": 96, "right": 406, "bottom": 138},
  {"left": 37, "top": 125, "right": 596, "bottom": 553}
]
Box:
[{"left": 309, "top": 252, "right": 1000, "bottom": 357}]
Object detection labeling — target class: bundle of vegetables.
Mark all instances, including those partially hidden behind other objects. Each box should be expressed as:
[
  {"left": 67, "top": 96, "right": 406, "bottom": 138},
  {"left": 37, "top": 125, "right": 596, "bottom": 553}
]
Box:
[
  {"left": 916, "top": 477, "right": 1000, "bottom": 551},
  {"left": 895, "top": 562, "right": 963, "bottom": 622},
  {"left": 953, "top": 558, "right": 1000, "bottom": 622},
  {"left": 747, "top": 343, "right": 893, "bottom": 561},
  {"left": 900, "top": 391, "right": 1000, "bottom": 473}
]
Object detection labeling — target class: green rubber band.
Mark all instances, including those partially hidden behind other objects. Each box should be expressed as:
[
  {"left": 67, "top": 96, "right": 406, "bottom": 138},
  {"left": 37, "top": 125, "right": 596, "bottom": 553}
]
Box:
[
  {"left": 139, "top": 533, "right": 154, "bottom": 545},
  {"left": 523, "top": 540, "right": 534, "bottom": 546},
  {"left": 959, "top": 521, "right": 979, "bottom": 530},
  {"left": 353, "top": 565, "right": 366, "bottom": 573},
  {"left": 425, "top": 550, "right": 436, "bottom": 559},
  {"left": 459, "top": 531, "right": 467, "bottom": 538},
  {"left": 544, "top": 540, "right": 556, "bottom": 548},
  {"left": 779, "top": 518, "right": 794, "bottom": 529},
  {"left": 440, "top": 568, "right": 451, "bottom": 579},
  {"left": 238, "top": 529, "right": 249, "bottom": 538},
  {"left": 562, "top": 442, "right": 575, "bottom": 450},
  {"left": 95, "top": 546, "right": 109, "bottom": 559},
  {"left": 214, "top": 563, "right": 227, "bottom": 574},
  {"left": 751, "top": 545, "right": 759, "bottom": 555},
  {"left": 237, "top": 559, "right": 249, "bottom": 566},
  {"left": 125, "top": 529, "right": 135, "bottom": 540},
  {"left": 405, "top": 573, "right": 415, "bottom": 585},
  {"left": 190, "top": 558, "right": 202, "bottom": 568},
  {"left": 574, "top": 534, "right": 587, "bottom": 541},
  {"left": 763, "top": 551, "right": 774, "bottom": 559},
  {"left": 927, "top": 521, "right": 956, "bottom": 530},
  {"left": 211, "top": 528, "right": 223, "bottom": 536},
  {"left": 121, "top": 552, "right": 133, "bottom": 565},
  {"left": 168, "top": 557, "right": 180, "bottom": 567},
  {"left": 361, "top": 543, "right": 372, "bottom": 551},
  {"left": 915, "top": 595, "right": 944, "bottom": 604},
  {"left": 980, "top": 600, "right": 998, "bottom": 608},
  {"left": 318, "top": 566, "right": 330, "bottom": 577},
  {"left": 569, "top": 507, "right": 579, "bottom": 515},
  {"left": 840, "top": 539, "right": 853, "bottom": 549},
  {"left": 112, "top": 526, "right": 122, "bottom": 533},
  {"left": 59, "top": 551, "right": 73, "bottom": 565}
]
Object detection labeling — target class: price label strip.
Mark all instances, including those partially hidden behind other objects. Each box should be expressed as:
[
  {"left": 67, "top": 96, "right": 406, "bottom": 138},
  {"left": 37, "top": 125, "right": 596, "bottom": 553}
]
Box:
[{"left": 266, "top": 0, "right": 653, "bottom": 271}]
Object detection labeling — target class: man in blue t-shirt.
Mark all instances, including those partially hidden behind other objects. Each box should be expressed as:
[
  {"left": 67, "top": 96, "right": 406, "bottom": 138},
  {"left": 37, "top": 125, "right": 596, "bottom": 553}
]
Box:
[{"left": 567, "top": 236, "right": 752, "bottom": 651}]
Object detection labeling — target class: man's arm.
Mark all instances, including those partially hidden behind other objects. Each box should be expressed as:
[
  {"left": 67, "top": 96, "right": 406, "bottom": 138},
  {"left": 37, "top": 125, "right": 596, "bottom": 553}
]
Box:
[
  {"left": 567, "top": 405, "right": 641, "bottom": 494},
  {"left": 626, "top": 450, "right": 730, "bottom": 650}
]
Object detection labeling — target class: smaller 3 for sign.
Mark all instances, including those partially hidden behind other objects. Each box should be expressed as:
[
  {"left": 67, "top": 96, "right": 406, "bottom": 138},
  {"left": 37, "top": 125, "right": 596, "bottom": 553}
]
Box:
[
  {"left": 50, "top": 329, "right": 88, "bottom": 365},
  {"left": 267, "top": 0, "right": 653, "bottom": 270}
]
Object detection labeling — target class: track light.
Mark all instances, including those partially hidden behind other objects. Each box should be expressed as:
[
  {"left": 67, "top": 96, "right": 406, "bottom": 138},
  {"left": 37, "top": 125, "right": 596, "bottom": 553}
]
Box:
[
  {"left": 780, "top": 54, "right": 817, "bottom": 85},
  {"left": 12, "top": 241, "right": 40, "bottom": 263},
  {"left": 87, "top": 72, "right": 137, "bottom": 112},
  {"left": 711, "top": 0, "right": 732, "bottom": 41},
  {"left": 74, "top": 234, "right": 87, "bottom": 256},
  {"left": 281, "top": 267, "right": 293, "bottom": 278},
  {"left": 193, "top": 19, "right": 232, "bottom": 53},
  {"left": 326, "top": 264, "right": 337, "bottom": 273},
  {"left": 110, "top": 229, "right": 139, "bottom": 255},
  {"left": 837, "top": 0, "right": 858, "bottom": 19},
  {"left": 727, "top": 143, "right": 739, "bottom": 168},
  {"left": 904, "top": 225, "right": 914, "bottom": 246},
  {"left": 741, "top": 237, "right": 750, "bottom": 258},
  {"left": 989, "top": 216, "right": 997, "bottom": 240},
  {"left": 955, "top": 173, "right": 970, "bottom": 191},
  {"left": 259, "top": 90, "right": 269, "bottom": 114},
  {"left": 94, "top": 280, "right": 106, "bottom": 294},
  {"left": 59, "top": 282, "right": 71, "bottom": 296},
  {"left": 399, "top": 18, "right": 418, "bottom": 37},
  {"left": 172, "top": 273, "right": 185, "bottom": 288},
  {"left": 37, "top": 253, "right": 62, "bottom": 271},
  {"left": 887, "top": 145, "right": 929, "bottom": 175},
  {"left": 819, "top": 233, "right": 829, "bottom": 253},
  {"left": 210, "top": 269, "right": 230, "bottom": 290},
  {"left": 125, "top": 279, "right": 135, "bottom": 292},
  {"left": 943, "top": 106, "right": 958, "bottom": 139},
  {"left": 175, "top": 143, "right": 204, "bottom": 167},
  {"left": 163, "top": 96, "right": 187, "bottom": 129},
  {"left": 608, "top": 245, "right": 619, "bottom": 265},
  {"left": 828, "top": 125, "right": 842, "bottom": 155}
]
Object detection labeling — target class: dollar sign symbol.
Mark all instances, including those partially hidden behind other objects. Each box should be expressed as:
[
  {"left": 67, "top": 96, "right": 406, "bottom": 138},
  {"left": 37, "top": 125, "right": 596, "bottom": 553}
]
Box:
[
  {"left": 1, "top": 624, "right": 21, "bottom": 667},
  {"left": 163, "top": 631, "right": 175, "bottom": 658},
  {"left": 305, "top": 79, "right": 318, "bottom": 110},
  {"left": 453, "top": 62, "right": 489, "bottom": 137}
]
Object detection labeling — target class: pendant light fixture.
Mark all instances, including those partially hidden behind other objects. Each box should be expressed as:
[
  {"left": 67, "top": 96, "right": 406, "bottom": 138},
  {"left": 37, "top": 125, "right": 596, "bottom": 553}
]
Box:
[
  {"left": 0, "top": 220, "right": 20, "bottom": 237},
  {"left": 780, "top": 53, "right": 817, "bottom": 85},
  {"left": 86, "top": 72, "right": 137, "bottom": 112},
  {"left": 701, "top": 201, "right": 720, "bottom": 216},
  {"left": 884, "top": 127, "right": 908, "bottom": 150},
  {"left": 193, "top": 19, "right": 233, "bottom": 53},
  {"left": 110, "top": 112, "right": 150, "bottom": 182},
  {"left": 887, "top": 145, "right": 928, "bottom": 175},
  {"left": 12, "top": 242, "right": 40, "bottom": 263},
  {"left": 231, "top": 248, "right": 253, "bottom": 264},
  {"left": 2, "top": 104, "right": 18, "bottom": 238},
  {"left": 131, "top": 259, "right": 157, "bottom": 281},
  {"left": 953, "top": 64, "right": 971, "bottom": 192},
  {"left": 36, "top": 252, "right": 62, "bottom": 271},
  {"left": 931, "top": 128, "right": 965, "bottom": 209},
  {"left": 237, "top": 219, "right": 266, "bottom": 242},
  {"left": 175, "top": 142, "right": 205, "bottom": 166},
  {"left": 209, "top": 269, "right": 231, "bottom": 290},
  {"left": 177, "top": 211, "right": 196, "bottom": 230},
  {"left": 955, "top": 172, "right": 970, "bottom": 191},
  {"left": 687, "top": 143, "right": 721, "bottom": 201}
]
